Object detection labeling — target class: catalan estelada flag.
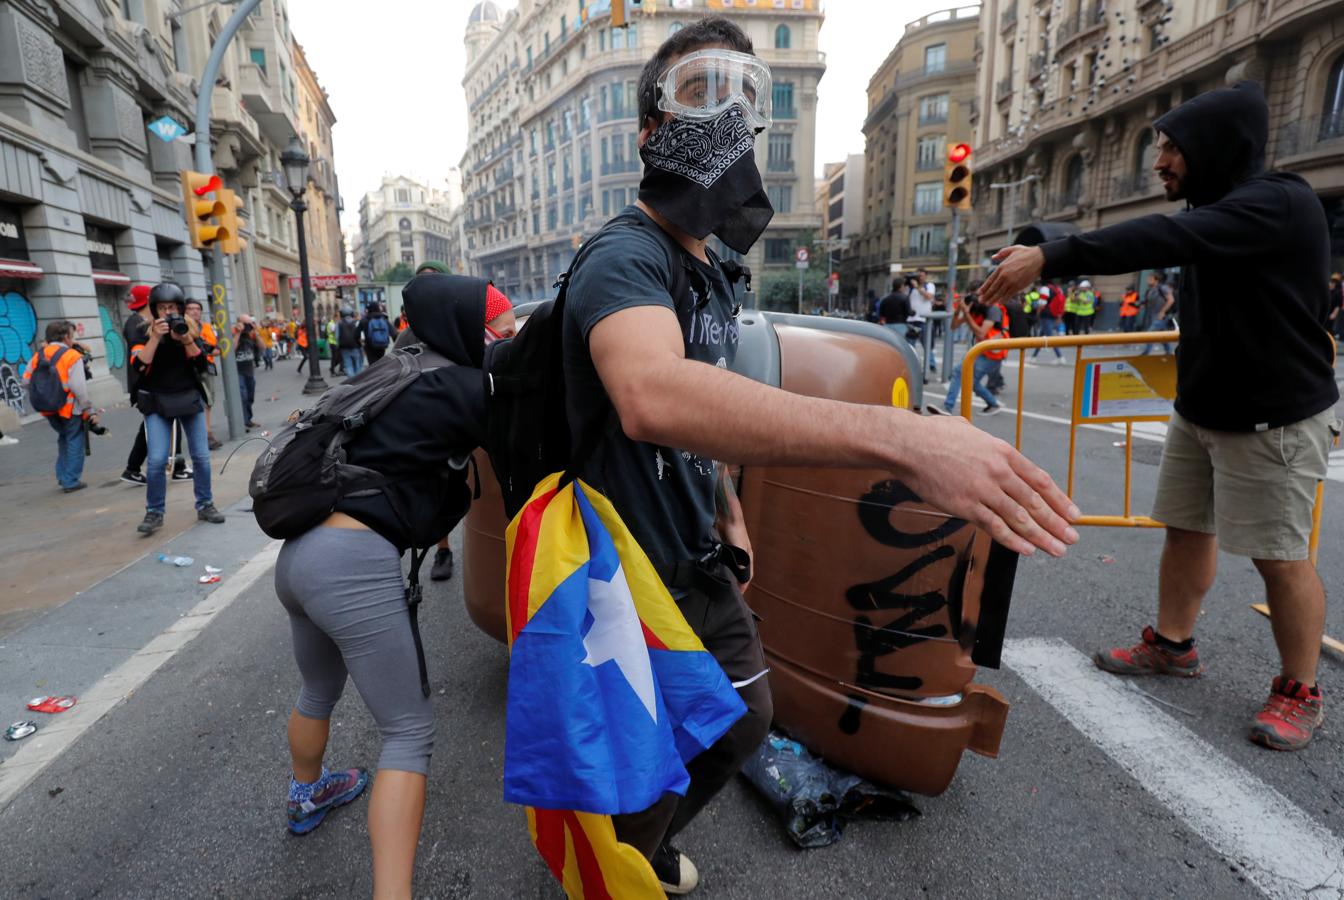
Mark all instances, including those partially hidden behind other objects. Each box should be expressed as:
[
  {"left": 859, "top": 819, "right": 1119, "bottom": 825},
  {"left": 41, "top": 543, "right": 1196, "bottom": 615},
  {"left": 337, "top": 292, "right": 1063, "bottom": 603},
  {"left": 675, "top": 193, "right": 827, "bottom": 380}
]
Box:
[{"left": 504, "top": 472, "right": 746, "bottom": 898}]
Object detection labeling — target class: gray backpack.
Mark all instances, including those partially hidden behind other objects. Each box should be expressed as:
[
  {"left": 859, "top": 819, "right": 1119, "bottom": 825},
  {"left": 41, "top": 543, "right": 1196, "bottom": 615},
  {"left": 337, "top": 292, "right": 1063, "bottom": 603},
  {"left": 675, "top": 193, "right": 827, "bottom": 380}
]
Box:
[{"left": 249, "top": 343, "right": 455, "bottom": 540}]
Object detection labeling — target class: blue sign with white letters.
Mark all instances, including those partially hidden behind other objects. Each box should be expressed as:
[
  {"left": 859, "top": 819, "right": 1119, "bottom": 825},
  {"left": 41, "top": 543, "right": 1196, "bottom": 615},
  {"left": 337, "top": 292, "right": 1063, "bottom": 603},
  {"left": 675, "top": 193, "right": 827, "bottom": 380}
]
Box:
[{"left": 147, "top": 116, "right": 187, "bottom": 143}]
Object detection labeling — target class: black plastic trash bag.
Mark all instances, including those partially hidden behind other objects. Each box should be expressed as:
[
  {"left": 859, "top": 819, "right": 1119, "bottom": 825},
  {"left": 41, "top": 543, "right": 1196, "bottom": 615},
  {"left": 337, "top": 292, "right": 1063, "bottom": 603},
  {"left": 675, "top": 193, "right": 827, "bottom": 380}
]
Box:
[{"left": 740, "top": 730, "right": 920, "bottom": 848}]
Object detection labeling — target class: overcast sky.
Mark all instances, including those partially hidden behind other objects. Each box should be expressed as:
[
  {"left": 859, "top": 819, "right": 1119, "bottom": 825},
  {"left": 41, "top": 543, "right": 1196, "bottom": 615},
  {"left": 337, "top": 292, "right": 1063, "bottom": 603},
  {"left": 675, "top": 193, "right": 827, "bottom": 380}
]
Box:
[{"left": 287, "top": 0, "right": 962, "bottom": 233}]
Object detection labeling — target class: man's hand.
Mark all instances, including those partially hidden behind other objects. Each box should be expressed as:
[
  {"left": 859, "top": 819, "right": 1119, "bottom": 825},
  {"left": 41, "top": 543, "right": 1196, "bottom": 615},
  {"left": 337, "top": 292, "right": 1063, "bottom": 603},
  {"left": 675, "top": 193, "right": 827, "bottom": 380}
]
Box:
[
  {"left": 149, "top": 318, "right": 169, "bottom": 339},
  {"left": 979, "top": 245, "right": 1046, "bottom": 308},
  {"left": 896, "top": 412, "right": 1079, "bottom": 557}
]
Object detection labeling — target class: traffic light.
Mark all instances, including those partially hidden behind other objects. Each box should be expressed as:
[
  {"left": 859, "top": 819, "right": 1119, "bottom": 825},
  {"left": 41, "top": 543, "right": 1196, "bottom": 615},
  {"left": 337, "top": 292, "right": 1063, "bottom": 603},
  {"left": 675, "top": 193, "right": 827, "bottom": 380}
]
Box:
[
  {"left": 217, "top": 188, "right": 247, "bottom": 255},
  {"left": 611, "top": 0, "right": 639, "bottom": 27},
  {"left": 943, "top": 143, "right": 973, "bottom": 211},
  {"left": 181, "top": 170, "right": 225, "bottom": 248}
]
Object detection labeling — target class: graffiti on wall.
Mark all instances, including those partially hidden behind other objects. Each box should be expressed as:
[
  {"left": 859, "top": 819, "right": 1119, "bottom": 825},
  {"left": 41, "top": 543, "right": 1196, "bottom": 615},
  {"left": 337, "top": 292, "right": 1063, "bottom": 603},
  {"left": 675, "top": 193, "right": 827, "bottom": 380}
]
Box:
[
  {"left": 838, "top": 479, "right": 971, "bottom": 735},
  {"left": 0, "top": 290, "right": 37, "bottom": 414},
  {"left": 100, "top": 305, "right": 126, "bottom": 370}
]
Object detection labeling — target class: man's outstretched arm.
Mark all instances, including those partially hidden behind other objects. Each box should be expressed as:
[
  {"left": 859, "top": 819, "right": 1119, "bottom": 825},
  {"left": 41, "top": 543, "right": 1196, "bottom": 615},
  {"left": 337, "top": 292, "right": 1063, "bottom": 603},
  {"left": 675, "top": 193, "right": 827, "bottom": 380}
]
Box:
[{"left": 589, "top": 305, "right": 1080, "bottom": 558}]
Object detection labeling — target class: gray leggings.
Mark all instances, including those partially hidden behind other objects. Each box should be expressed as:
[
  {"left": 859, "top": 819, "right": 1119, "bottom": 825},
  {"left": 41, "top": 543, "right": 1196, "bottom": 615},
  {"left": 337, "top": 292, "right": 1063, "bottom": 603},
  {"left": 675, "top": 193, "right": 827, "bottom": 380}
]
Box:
[{"left": 275, "top": 527, "right": 434, "bottom": 775}]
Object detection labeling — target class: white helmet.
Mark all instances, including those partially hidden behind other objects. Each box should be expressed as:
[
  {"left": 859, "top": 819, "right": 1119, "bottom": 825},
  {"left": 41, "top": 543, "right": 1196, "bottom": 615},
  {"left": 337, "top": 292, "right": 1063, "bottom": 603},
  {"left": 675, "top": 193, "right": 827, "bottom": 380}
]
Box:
[{"left": 1079, "top": 279, "right": 1092, "bottom": 289}]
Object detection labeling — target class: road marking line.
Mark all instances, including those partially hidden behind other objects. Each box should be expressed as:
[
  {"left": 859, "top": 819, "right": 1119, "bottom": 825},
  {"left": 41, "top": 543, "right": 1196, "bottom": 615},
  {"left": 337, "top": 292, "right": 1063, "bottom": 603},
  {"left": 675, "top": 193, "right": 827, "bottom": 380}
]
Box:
[
  {"left": 924, "top": 391, "right": 1169, "bottom": 443},
  {"left": 0, "top": 540, "right": 281, "bottom": 812},
  {"left": 1004, "top": 638, "right": 1344, "bottom": 900}
]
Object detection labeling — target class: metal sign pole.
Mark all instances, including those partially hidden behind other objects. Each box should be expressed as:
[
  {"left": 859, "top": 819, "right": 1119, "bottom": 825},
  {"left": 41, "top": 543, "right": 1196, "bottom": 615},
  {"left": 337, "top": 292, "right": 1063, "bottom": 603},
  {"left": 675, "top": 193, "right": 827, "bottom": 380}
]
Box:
[
  {"left": 192, "top": 0, "right": 261, "bottom": 441},
  {"left": 942, "top": 208, "right": 960, "bottom": 382}
]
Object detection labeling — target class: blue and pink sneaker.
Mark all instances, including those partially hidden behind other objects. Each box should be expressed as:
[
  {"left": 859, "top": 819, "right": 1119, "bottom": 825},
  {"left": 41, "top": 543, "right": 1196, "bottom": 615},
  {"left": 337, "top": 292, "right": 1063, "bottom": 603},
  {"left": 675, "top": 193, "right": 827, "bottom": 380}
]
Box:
[{"left": 287, "top": 766, "right": 369, "bottom": 835}]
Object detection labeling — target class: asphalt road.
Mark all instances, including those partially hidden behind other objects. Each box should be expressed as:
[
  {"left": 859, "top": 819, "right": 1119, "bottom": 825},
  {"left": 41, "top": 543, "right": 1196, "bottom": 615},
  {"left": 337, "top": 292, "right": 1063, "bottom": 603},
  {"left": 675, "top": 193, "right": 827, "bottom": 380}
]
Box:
[{"left": 2, "top": 341, "right": 1343, "bottom": 899}]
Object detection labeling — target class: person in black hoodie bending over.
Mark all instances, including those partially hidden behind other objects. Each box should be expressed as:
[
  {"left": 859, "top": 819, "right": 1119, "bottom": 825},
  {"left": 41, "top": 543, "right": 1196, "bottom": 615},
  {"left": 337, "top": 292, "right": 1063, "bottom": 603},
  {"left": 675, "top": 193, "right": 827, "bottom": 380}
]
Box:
[
  {"left": 981, "top": 81, "right": 1341, "bottom": 752},
  {"left": 273, "top": 274, "right": 487, "bottom": 899}
]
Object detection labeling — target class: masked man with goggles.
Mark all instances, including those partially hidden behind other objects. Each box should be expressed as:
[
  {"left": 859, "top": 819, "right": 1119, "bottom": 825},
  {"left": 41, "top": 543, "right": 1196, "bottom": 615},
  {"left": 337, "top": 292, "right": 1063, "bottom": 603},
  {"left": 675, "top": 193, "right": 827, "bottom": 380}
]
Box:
[{"left": 562, "top": 17, "right": 1078, "bottom": 895}]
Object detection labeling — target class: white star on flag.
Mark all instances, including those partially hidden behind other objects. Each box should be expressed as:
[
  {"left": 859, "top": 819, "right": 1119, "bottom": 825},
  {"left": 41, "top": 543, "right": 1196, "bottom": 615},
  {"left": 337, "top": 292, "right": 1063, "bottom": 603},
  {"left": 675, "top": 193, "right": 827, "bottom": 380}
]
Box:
[{"left": 581, "top": 564, "right": 658, "bottom": 723}]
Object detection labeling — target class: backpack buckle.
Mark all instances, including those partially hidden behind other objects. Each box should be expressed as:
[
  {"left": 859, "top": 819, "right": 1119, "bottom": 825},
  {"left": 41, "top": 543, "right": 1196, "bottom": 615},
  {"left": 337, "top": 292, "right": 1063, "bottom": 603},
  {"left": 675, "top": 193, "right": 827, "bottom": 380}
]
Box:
[
  {"left": 341, "top": 412, "right": 366, "bottom": 431},
  {"left": 405, "top": 582, "right": 423, "bottom": 608}
]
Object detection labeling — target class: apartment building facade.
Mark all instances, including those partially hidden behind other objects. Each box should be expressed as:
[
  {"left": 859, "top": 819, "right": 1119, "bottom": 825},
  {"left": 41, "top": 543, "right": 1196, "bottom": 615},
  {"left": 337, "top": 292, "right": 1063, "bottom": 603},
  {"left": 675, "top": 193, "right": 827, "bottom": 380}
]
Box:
[
  {"left": 355, "top": 175, "right": 460, "bottom": 282},
  {"left": 460, "top": 0, "right": 826, "bottom": 302},
  {"left": 0, "top": 0, "right": 341, "bottom": 409},
  {"left": 970, "top": 0, "right": 1344, "bottom": 297},
  {"left": 854, "top": 5, "right": 980, "bottom": 300}
]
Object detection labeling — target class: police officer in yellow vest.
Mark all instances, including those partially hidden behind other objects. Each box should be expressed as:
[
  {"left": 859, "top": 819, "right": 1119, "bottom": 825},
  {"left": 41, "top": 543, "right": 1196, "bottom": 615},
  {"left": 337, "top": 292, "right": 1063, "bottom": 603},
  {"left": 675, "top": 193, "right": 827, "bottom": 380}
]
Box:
[
  {"left": 24, "top": 320, "right": 100, "bottom": 493},
  {"left": 1074, "top": 279, "right": 1098, "bottom": 334}
]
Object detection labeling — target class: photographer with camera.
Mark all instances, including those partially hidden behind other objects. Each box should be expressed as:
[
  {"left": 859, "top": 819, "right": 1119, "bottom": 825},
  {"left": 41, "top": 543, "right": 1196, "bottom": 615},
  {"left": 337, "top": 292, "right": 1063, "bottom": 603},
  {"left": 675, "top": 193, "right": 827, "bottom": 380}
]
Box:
[
  {"left": 232, "top": 315, "right": 264, "bottom": 429},
  {"left": 23, "top": 319, "right": 101, "bottom": 493},
  {"left": 132, "top": 282, "right": 225, "bottom": 535}
]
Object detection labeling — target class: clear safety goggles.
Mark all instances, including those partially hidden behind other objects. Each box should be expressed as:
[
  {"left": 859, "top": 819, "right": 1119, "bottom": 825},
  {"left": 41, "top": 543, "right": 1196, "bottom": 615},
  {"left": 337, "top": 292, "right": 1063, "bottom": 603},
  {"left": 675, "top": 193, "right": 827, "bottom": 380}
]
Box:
[{"left": 656, "top": 49, "right": 773, "bottom": 131}]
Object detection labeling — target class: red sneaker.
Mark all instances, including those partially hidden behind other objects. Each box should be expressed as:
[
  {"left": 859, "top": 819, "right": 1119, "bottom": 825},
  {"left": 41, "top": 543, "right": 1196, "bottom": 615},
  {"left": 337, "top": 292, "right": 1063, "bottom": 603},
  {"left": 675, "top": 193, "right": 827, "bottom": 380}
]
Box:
[
  {"left": 1093, "top": 626, "right": 1203, "bottom": 677},
  {"left": 1249, "top": 677, "right": 1324, "bottom": 752}
]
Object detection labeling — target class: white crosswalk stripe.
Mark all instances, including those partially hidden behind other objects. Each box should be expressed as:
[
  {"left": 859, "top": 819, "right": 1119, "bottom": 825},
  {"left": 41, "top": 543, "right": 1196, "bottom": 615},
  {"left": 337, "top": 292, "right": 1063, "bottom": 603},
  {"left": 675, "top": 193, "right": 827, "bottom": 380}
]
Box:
[{"left": 1005, "top": 639, "right": 1344, "bottom": 900}]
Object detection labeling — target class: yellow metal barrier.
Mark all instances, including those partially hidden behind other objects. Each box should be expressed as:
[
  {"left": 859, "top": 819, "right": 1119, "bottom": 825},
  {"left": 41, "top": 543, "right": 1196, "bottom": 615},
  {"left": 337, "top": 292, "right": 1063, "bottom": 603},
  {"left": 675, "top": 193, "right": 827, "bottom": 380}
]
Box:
[{"left": 956, "top": 330, "right": 1331, "bottom": 564}]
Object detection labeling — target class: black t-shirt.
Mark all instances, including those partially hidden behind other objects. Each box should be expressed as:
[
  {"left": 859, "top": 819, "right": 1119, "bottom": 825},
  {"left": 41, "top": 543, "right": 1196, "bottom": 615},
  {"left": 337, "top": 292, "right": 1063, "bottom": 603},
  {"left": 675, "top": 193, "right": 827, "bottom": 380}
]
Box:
[
  {"left": 234, "top": 332, "right": 262, "bottom": 375},
  {"left": 133, "top": 335, "right": 208, "bottom": 398},
  {"left": 877, "top": 291, "right": 910, "bottom": 325},
  {"left": 563, "top": 207, "right": 739, "bottom": 570}
]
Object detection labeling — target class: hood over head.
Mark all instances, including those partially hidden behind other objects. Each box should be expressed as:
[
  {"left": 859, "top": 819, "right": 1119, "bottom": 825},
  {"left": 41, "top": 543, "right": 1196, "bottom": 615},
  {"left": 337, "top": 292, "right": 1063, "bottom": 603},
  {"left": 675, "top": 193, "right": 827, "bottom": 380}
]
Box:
[
  {"left": 416, "top": 260, "right": 451, "bottom": 275},
  {"left": 401, "top": 273, "right": 487, "bottom": 368},
  {"left": 1154, "top": 80, "right": 1267, "bottom": 207}
]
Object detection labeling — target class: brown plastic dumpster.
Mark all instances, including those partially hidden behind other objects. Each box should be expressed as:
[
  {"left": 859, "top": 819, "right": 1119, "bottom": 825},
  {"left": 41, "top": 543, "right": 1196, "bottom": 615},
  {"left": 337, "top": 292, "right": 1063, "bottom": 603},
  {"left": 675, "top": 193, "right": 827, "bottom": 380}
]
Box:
[{"left": 461, "top": 310, "right": 1015, "bottom": 796}]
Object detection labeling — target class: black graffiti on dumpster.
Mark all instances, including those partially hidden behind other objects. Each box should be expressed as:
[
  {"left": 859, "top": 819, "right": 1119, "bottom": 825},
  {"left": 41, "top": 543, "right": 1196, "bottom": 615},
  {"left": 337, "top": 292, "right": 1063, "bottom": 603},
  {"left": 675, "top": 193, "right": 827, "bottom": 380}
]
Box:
[{"left": 839, "top": 479, "right": 969, "bottom": 735}]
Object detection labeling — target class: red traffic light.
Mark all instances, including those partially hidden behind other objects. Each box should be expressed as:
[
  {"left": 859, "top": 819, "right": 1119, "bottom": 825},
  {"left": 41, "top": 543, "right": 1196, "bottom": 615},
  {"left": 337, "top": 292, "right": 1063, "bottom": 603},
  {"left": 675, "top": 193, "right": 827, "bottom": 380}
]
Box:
[
  {"left": 948, "top": 143, "right": 972, "bottom": 164},
  {"left": 192, "top": 174, "right": 223, "bottom": 197}
]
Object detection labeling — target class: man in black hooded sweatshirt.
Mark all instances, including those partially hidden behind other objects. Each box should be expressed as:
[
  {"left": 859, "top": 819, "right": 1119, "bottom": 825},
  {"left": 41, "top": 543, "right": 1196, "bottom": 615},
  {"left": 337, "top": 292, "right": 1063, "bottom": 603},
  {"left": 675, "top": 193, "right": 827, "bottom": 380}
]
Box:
[{"left": 982, "top": 80, "right": 1341, "bottom": 752}]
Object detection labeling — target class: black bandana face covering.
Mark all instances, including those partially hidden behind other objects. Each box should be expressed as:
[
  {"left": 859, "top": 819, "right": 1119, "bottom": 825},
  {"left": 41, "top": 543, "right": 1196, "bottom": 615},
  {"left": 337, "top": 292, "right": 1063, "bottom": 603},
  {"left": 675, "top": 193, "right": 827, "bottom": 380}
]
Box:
[{"left": 637, "top": 105, "right": 774, "bottom": 254}]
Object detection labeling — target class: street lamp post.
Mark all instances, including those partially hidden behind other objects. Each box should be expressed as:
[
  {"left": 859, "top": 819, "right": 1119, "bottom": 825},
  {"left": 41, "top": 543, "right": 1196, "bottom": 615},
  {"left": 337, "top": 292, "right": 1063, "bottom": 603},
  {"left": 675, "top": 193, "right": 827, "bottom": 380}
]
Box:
[{"left": 281, "top": 137, "right": 328, "bottom": 395}]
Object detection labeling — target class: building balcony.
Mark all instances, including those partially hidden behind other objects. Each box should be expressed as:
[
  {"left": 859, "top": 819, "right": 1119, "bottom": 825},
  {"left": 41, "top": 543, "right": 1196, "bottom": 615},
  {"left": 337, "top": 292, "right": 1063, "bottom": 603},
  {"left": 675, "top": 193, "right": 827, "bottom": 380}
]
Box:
[
  {"left": 1028, "top": 51, "right": 1047, "bottom": 84},
  {"left": 911, "top": 202, "right": 943, "bottom": 217},
  {"left": 239, "top": 62, "right": 297, "bottom": 145},
  {"left": 918, "top": 112, "right": 948, "bottom": 127},
  {"left": 767, "top": 158, "right": 796, "bottom": 173},
  {"left": 599, "top": 161, "right": 641, "bottom": 176},
  {"left": 1111, "top": 172, "right": 1159, "bottom": 202},
  {"left": 902, "top": 243, "right": 948, "bottom": 259},
  {"left": 1274, "top": 112, "right": 1344, "bottom": 163},
  {"left": 1055, "top": 3, "right": 1106, "bottom": 53}
]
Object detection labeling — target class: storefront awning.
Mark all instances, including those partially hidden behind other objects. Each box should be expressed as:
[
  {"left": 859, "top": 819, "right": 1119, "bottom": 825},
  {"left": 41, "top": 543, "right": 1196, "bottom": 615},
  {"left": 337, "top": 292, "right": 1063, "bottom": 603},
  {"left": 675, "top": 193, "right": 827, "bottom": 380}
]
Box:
[
  {"left": 92, "top": 269, "right": 130, "bottom": 286},
  {"left": 288, "top": 273, "right": 358, "bottom": 291},
  {"left": 0, "top": 258, "right": 43, "bottom": 280}
]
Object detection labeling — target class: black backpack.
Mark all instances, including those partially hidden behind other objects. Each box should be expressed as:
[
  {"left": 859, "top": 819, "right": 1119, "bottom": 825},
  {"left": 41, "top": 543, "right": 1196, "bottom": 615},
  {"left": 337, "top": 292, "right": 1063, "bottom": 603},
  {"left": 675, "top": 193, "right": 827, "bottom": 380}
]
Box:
[
  {"left": 483, "top": 211, "right": 750, "bottom": 519},
  {"left": 249, "top": 342, "right": 464, "bottom": 697},
  {"left": 28, "top": 345, "right": 74, "bottom": 414}
]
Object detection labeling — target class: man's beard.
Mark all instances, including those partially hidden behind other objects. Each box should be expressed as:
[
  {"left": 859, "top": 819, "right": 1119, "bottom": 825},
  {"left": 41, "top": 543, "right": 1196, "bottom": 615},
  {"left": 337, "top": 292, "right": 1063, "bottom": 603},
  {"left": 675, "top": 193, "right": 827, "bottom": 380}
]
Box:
[{"left": 1160, "top": 172, "right": 1184, "bottom": 201}]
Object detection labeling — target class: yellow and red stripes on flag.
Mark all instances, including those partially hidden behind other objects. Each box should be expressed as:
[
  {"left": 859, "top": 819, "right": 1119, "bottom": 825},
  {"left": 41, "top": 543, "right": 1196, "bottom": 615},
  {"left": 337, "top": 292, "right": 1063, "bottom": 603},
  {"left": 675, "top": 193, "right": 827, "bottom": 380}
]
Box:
[
  {"left": 504, "top": 472, "right": 711, "bottom": 654},
  {"left": 527, "top": 807, "right": 665, "bottom": 899}
]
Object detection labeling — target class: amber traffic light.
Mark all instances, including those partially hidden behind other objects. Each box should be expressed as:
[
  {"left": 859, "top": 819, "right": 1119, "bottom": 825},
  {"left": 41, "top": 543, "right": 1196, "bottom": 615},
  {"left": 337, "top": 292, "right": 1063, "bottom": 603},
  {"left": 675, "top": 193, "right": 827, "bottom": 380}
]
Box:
[
  {"left": 944, "top": 143, "right": 973, "bottom": 211},
  {"left": 181, "top": 170, "right": 226, "bottom": 248},
  {"left": 217, "top": 187, "right": 247, "bottom": 255}
]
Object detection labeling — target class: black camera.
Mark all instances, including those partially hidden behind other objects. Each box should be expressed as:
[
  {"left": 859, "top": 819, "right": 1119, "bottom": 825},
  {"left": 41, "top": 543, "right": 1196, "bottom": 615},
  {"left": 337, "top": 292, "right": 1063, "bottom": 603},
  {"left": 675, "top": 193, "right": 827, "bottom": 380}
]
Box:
[
  {"left": 88, "top": 421, "right": 108, "bottom": 436},
  {"left": 165, "top": 312, "right": 189, "bottom": 336}
]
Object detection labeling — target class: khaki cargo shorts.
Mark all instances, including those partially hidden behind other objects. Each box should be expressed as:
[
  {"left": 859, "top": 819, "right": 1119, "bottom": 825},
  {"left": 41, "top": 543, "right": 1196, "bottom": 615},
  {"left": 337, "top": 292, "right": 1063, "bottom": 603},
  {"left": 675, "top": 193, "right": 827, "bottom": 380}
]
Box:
[{"left": 1152, "top": 408, "right": 1339, "bottom": 560}]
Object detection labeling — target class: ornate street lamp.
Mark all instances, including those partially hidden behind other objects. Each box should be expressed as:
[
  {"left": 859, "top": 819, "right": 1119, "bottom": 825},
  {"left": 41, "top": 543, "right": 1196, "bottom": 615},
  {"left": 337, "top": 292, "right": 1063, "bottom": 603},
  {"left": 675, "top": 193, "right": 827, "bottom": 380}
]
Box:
[{"left": 281, "top": 136, "right": 328, "bottom": 394}]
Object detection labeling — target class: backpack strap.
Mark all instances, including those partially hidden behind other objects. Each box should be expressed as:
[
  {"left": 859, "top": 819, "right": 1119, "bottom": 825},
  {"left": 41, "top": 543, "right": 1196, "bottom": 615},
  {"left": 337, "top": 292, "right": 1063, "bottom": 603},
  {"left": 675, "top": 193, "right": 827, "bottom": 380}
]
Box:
[{"left": 405, "top": 545, "right": 432, "bottom": 698}]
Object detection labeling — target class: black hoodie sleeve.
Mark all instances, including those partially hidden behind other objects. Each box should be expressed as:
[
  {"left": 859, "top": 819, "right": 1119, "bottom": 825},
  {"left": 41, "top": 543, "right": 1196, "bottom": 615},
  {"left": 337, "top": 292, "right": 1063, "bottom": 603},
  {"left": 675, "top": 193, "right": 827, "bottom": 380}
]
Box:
[{"left": 1039, "top": 180, "right": 1291, "bottom": 279}]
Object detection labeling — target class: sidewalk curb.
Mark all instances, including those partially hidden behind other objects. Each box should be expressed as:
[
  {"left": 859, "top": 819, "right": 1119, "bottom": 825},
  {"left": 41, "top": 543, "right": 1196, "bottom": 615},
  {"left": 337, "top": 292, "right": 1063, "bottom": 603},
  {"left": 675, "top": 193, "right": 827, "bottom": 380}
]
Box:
[{"left": 0, "top": 539, "right": 281, "bottom": 812}]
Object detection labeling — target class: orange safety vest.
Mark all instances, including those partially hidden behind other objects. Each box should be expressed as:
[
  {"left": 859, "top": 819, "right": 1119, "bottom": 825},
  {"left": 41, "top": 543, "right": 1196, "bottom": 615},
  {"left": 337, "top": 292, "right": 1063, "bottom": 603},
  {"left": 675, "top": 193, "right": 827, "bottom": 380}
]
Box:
[
  {"left": 23, "top": 343, "right": 81, "bottom": 418},
  {"left": 972, "top": 314, "right": 1009, "bottom": 361},
  {"left": 200, "top": 322, "right": 218, "bottom": 359},
  {"left": 296, "top": 326, "right": 308, "bottom": 349},
  {"left": 1119, "top": 291, "right": 1140, "bottom": 318}
]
